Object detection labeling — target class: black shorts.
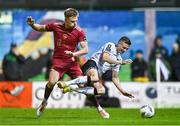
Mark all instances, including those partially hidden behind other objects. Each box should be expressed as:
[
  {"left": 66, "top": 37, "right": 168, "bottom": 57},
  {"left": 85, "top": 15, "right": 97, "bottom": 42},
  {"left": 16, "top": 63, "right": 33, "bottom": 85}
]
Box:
[
  {"left": 102, "top": 70, "right": 112, "bottom": 81},
  {"left": 82, "top": 60, "right": 98, "bottom": 75},
  {"left": 82, "top": 59, "right": 112, "bottom": 81}
]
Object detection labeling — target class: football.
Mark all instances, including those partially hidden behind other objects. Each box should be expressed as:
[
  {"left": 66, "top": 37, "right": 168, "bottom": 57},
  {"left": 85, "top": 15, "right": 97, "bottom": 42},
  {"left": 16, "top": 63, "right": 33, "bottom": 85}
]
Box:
[{"left": 140, "top": 104, "right": 155, "bottom": 118}]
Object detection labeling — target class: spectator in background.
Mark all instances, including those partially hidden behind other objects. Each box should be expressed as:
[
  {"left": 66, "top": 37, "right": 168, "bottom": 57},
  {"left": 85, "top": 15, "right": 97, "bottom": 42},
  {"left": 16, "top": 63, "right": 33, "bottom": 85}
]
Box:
[
  {"left": 148, "top": 49, "right": 171, "bottom": 81},
  {"left": 169, "top": 43, "right": 180, "bottom": 81},
  {"left": 45, "top": 49, "right": 53, "bottom": 80},
  {"left": 176, "top": 34, "right": 180, "bottom": 49},
  {"left": 2, "top": 43, "right": 26, "bottom": 81},
  {"left": 131, "top": 50, "right": 149, "bottom": 82},
  {"left": 176, "top": 34, "right": 180, "bottom": 43},
  {"left": 149, "top": 36, "right": 168, "bottom": 60}
]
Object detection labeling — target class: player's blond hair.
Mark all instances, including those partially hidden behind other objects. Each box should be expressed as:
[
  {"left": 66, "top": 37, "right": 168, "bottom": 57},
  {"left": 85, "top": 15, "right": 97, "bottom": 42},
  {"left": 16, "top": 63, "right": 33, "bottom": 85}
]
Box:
[{"left": 64, "top": 8, "right": 79, "bottom": 18}]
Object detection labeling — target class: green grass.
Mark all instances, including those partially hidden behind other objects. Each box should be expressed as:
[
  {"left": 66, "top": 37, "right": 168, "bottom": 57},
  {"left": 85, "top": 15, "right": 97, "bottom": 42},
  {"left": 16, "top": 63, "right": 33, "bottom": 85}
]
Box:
[
  {"left": 0, "top": 108, "right": 180, "bottom": 125},
  {"left": 119, "top": 64, "right": 131, "bottom": 81},
  {"left": 28, "top": 72, "right": 46, "bottom": 81}
]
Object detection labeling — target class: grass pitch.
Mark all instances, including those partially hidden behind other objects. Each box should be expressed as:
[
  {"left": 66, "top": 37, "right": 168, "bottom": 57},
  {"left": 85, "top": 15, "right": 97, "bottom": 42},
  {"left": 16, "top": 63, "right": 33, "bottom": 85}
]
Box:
[{"left": 0, "top": 108, "right": 180, "bottom": 125}]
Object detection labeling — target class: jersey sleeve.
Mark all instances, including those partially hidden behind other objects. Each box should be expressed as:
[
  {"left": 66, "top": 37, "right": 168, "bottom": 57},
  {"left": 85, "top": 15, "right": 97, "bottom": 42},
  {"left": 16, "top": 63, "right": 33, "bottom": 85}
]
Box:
[
  {"left": 45, "top": 23, "right": 56, "bottom": 31},
  {"left": 78, "top": 29, "right": 86, "bottom": 42}
]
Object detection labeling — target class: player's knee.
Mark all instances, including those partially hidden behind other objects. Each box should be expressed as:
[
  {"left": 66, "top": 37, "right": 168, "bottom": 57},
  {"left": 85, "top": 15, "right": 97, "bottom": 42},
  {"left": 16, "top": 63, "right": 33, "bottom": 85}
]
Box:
[
  {"left": 48, "top": 79, "right": 57, "bottom": 87},
  {"left": 47, "top": 82, "right": 54, "bottom": 89},
  {"left": 48, "top": 80, "right": 56, "bottom": 85},
  {"left": 48, "top": 69, "right": 59, "bottom": 85},
  {"left": 90, "top": 75, "right": 99, "bottom": 82},
  {"left": 93, "top": 82, "right": 105, "bottom": 95},
  {"left": 87, "top": 69, "right": 99, "bottom": 82},
  {"left": 96, "top": 86, "right": 105, "bottom": 95}
]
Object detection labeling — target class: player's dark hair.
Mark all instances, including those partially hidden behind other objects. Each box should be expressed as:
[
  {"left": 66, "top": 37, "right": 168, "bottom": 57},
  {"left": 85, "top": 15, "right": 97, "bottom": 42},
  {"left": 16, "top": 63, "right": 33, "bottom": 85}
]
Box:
[
  {"left": 118, "top": 36, "right": 131, "bottom": 45},
  {"left": 11, "top": 43, "right": 17, "bottom": 48},
  {"left": 154, "top": 35, "right": 162, "bottom": 47},
  {"left": 136, "top": 49, "right": 143, "bottom": 54},
  {"left": 64, "top": 8, "right": 79, "bottom": 18}
]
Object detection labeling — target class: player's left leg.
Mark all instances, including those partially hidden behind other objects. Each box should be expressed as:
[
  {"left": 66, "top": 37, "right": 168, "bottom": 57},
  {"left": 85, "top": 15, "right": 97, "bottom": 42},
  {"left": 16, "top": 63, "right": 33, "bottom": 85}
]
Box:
[{"left": 37, "top": 68, "right": 60, "bottom": 117}]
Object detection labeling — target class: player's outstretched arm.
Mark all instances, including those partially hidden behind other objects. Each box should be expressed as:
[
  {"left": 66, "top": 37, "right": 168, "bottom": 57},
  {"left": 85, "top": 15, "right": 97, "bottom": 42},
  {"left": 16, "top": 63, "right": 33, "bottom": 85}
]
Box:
[
  {"left": 26, "top": 16, "right": 46, "bottom": 32},
  {"left": 102, "top": 52, "right": 122, "bottom": 65},
  {"left": 112, "top": 71, "right": 134, "bottom": 98},
  {"left": 121, "top": 59, "right": 133, "bottom": 65}
]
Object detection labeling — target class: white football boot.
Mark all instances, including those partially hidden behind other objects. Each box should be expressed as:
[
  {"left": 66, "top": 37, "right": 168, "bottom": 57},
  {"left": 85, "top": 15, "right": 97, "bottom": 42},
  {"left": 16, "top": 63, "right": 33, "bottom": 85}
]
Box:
[
  {"left": 99, "top": 109, "right": 110, "bottom": 119},
  {"left": 36, "top": 101, "right": 48, "bottom": 117}
]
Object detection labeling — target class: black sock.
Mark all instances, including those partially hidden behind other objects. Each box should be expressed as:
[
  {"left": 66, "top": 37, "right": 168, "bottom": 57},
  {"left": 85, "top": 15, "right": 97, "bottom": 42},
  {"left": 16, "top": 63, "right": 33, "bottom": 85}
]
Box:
[
  {"left": 87, "top": 76, "right": 91, "bottom": 83},
  {"left": 44, "top": 84, "right": 53, "bottom": 100},
  {"left": 94, "top": 88, "right": 98, "bottom": 95},
  {"left": 87, "top": 95, "right": 99, "bottom": 108}
]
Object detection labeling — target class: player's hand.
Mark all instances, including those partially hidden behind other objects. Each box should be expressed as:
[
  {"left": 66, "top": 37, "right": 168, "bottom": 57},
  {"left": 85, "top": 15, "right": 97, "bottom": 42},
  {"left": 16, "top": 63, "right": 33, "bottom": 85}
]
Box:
[
  {"left": 26, "top": 16, "right": 35, "bottom": 26},
  {"left": 122, "top": 91, "right": 134, "bottom": 99},
  {"left": 64, "top": 50, "right": 74, "bottom": 57},
  {"left": 117, "top": 60, "right": 123, "bottom": 65},
  {"left": 123, "top": 59, "right": 133, "bottom": 64}
]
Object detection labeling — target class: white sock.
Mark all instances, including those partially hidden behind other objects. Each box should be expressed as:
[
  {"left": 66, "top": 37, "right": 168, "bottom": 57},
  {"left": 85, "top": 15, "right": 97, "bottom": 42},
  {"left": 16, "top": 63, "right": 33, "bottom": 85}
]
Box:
[
  {"left": 69, "top": 85, "right": 79, "bottom": 90},
  {"left": 66, "top": 76, "right": 88, "bottom": 86},
  {"left": 75, "top": 87, "right": 94, "bottom": 95},
  {"left": 97, "top": 105, "right": 103, "bottom": 112}
]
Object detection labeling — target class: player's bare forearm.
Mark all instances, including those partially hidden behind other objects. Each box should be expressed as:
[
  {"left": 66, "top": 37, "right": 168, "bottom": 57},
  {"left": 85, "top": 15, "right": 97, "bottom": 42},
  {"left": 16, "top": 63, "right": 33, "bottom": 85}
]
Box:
[
  {"left": 73, "top": 47, "right": 88, "bottom": 57},
  {"left": 112, "top": 74, "right": 124, "bottom": 94},
  {"left": 26, "top": 16, "right": 46, "bottom": 32},
  {"left": 73, "top": 41, "right": 88, "bottom": 57},
  {"left": 113, "top": 78, "right": 134, "bottom": 98},
  {"left": 30, "top": 24, "right": 46, "bottom": 32},
  {"left": 102, "top": 52, "right": 122, "bottom": 64},
  {"left": 112, "top": 71, "right": 134, "bottom": 98}
]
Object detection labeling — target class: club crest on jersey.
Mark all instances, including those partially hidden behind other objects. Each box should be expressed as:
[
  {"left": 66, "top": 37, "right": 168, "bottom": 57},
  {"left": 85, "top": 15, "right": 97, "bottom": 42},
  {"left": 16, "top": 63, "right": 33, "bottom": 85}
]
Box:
[
  {"left": 63, "top": 34, "right": 68, "bottom": 39},
  {"left": 105, "top": 44, "right": 112, "bottom": 52}
]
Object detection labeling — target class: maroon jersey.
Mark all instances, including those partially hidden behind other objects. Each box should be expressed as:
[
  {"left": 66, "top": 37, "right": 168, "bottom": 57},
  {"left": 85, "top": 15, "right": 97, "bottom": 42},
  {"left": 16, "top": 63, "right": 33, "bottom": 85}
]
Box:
[{"left": 46, "top": 22, "right": 86, "bottom": 67}]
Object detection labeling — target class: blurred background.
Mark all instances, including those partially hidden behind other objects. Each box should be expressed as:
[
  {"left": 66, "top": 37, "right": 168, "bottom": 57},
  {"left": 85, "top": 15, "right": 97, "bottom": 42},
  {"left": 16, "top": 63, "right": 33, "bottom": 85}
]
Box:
[{"left": 0, "top": 0, "right": 180, "bottom": 110}]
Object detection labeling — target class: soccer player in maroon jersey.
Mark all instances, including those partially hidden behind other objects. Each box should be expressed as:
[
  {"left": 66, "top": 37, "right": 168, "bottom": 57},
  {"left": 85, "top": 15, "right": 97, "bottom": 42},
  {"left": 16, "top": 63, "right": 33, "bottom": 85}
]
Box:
[{"left": 26, "top": 8, "right": 109, "bottom": 118}]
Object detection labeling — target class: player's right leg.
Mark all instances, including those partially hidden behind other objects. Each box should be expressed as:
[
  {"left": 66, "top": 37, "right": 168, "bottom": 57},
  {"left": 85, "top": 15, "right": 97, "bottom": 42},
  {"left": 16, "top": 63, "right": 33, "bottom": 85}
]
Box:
[{"left": 36, "top": 69, "right": 59, "bottom": 117}]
